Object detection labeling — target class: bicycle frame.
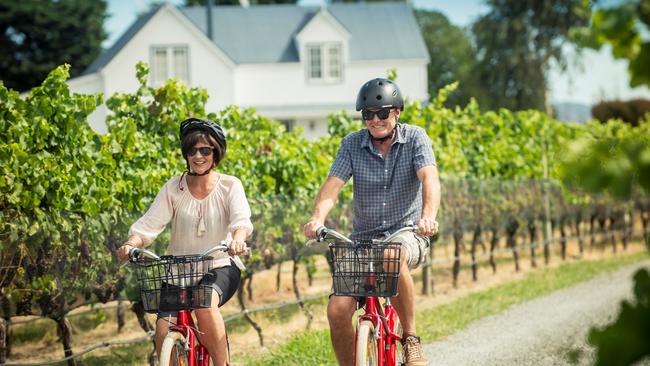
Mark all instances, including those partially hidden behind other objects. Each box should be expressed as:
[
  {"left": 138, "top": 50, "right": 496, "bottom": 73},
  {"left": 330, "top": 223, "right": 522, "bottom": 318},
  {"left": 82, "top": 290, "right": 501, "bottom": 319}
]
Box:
[
  {"left": 130, "top": 243, "right": 233, "bottom": 366},
  {"left": 168, "top": 303, "right": 211, "bottom": 366},
  {"left": 354, "top": 294, "right": 402, "bottom": 366},
  {"left": 318, "top": 224, "right": 416, "bottom": 366}
]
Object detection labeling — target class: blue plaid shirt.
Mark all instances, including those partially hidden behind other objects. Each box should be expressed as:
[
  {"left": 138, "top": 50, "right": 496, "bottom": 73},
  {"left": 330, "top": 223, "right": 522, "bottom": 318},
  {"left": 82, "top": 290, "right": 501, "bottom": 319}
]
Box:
[{"left": 329, "top": 124, "right": 436, "bottom": 240}]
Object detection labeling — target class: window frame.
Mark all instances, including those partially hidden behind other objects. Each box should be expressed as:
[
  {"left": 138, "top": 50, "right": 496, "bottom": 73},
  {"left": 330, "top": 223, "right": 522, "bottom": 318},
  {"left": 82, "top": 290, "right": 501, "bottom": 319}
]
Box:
[
  {"left": 149, "top": 44, "right": 191, "bottom": 87},
  {"left": 305, "top": 42, "right": 343, "bottom": 84}
]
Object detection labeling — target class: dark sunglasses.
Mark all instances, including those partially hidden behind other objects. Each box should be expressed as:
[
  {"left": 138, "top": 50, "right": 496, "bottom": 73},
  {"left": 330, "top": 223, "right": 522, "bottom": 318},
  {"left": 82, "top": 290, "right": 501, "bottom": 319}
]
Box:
[
  {"left": 362, "top": 108, "right": 392, "bottom": 121},
  {"left": 187, "top": 147, "right": 213, "bottom": 157}
]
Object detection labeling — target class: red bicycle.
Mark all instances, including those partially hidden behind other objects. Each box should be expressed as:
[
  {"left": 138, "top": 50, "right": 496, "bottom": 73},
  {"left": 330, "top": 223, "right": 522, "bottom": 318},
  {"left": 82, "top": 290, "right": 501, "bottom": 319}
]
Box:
[
  {"left": 129, "top": 243, "right": 232, "bottom": 366},
  {"left": 316, "top": 225, "right": 417, "bottom": 366}
]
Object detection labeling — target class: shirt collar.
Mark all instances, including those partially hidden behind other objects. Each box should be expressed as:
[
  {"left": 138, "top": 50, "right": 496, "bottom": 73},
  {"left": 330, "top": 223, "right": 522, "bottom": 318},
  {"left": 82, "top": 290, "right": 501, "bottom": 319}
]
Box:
[{"left": 361, "top": 123, "right": 406, "bottom": 149}]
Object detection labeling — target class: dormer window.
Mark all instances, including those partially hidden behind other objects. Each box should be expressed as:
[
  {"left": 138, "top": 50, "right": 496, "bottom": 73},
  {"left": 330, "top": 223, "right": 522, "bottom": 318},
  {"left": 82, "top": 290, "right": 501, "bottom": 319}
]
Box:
[
  {"left": 306, "top": 43, "right": 342, "bottom": 83},
  {"left": 150, "top": 45, "right": 190, "bottom": 87}
]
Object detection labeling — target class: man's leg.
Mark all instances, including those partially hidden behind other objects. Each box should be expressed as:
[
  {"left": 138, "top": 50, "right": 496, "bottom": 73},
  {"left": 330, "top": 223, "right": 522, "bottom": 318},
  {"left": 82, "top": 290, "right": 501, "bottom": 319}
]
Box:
[
  {"left": 391, "top": 255, "right": 417, "bottom": 337},
  {"left": 327, "top": 295, "right": 357, "bottom": 366},
  {"left": 391, "top": 234, "right": 428, "bottom": 366}
]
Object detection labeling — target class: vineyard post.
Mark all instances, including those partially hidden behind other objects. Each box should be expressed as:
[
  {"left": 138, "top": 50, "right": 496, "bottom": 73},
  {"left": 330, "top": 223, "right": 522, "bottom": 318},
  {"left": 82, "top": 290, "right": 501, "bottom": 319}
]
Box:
[{"left": 542, "top": 141, "right": 552, "bottom": 265}]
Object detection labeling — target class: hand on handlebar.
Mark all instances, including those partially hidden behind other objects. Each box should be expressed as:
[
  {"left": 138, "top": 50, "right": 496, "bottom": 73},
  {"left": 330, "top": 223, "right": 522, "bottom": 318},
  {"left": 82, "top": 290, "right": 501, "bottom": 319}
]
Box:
[
  {"left": 303, "top": 219, "right": 324, "bottom": 240},
  {"left": 228, "top": 239, "right": 249, "bottom": 256},
  {"left": 417, "top": 217, "right": 439, "bottom": 237},
  {"left": 117, "top": 244, "right": 134, "bottom": 262}
]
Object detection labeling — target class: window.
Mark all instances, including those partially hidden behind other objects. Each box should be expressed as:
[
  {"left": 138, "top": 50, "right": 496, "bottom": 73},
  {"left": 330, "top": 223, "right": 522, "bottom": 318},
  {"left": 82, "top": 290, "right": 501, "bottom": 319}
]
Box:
[
  {"left": 150, "top": 45, "right": 190, "bottom": 86},
  {"left": 279, "top": 119, "right": 295, "bottom": 132},
  {"left": 306, "top": 43, "right": 342, "bottom": 83}
]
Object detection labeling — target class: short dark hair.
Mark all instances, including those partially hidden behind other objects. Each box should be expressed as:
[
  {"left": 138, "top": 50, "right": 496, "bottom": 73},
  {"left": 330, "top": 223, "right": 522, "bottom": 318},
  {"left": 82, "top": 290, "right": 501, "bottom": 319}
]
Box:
[{"left": 181, "top": 130, "right": 225, "bottom": 166}]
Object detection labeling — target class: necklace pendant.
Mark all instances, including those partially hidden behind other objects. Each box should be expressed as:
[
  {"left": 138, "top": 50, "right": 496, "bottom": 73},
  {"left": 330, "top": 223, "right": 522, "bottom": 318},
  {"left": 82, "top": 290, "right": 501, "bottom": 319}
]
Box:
[{"left": 197, "top": 217, "right": 206, "bottom": 237}]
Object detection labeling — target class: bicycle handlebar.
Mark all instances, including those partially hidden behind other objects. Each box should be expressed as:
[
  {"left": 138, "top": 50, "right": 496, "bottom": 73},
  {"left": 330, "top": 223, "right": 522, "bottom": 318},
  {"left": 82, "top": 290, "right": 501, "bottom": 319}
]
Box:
[
  {"left": 201, "top": 241, "right": 230, "bottom": 257},
  {"left": 316, "top": 226, "right": 353, "bottom": 243},
  {"left": 128, "top": 240, "right": 249, "bottom": 262},
  {"left": 128, "top": 247, "right": 161, "bottom": 261},
  {"left": 316, "top": 221, "right": 418, "bottom": 244}
]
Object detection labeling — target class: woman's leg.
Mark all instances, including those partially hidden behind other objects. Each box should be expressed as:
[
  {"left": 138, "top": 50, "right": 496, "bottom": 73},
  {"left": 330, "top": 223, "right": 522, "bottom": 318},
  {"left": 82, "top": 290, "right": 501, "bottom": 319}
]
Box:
[
  {"left": 195, "top": 291, "right": 227, "bottom": 366},
  {"left": 155, "top": 316, "right": 176, "bottom": 358},
  {"left": 196, "top": 264, "right": 240, "bottom": 366}
]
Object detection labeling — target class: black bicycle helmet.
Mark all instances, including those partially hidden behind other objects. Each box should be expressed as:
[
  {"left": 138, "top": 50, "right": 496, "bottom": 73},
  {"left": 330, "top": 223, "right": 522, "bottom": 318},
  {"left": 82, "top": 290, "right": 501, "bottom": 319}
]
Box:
[
  {"left": 179, "top": 117, "right": 226, "bottom": 152},
  {"left": 355, "top": 78, "right": 404, "bottom": 111}
]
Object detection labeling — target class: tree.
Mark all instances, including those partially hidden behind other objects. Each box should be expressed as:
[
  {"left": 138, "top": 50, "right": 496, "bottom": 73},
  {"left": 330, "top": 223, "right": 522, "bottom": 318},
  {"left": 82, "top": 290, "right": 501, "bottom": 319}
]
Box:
[
  {"left": 414, "top": 10, "right": 487, "bottom": 108},
  {"left": 0, "top": 0, "right": 107, "bottom": 92},
  {"left": 591, "top": 99, "right": 650, "bottom": 126},
  {"left": 472, "top": 0, "right": 591, "bottom": 111},
  {"left": 571, "top": 0, "right": 650, "bottom": 88}
]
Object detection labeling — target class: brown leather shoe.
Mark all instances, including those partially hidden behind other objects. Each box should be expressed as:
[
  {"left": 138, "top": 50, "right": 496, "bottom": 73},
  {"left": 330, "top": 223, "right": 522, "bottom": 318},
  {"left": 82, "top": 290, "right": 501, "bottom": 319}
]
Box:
[{"left": 403, "top": 336, "right": 428, "bottom": 366}]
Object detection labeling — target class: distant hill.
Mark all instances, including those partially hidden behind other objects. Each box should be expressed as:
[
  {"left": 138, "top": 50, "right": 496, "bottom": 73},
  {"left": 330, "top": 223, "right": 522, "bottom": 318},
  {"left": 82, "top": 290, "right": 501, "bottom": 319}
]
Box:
[{"left": 553, "top": 102, "right": 592, "bottom": 123}]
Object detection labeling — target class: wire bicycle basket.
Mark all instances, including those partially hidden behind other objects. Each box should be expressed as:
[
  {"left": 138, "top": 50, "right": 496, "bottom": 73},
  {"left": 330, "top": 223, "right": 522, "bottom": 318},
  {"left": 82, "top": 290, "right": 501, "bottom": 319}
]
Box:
[
  {"left": 329, "top": 241, "right": 402, "bottom": 297},
  {"left": 132, "top": 255, "right": 215, "bottom": 313}
]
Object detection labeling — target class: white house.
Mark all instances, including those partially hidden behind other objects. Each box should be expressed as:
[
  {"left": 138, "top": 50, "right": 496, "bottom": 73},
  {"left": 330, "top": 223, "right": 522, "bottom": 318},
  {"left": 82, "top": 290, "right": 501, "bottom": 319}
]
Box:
[{"left": 68, "top": 2, "right": 430, "bottom": 138}]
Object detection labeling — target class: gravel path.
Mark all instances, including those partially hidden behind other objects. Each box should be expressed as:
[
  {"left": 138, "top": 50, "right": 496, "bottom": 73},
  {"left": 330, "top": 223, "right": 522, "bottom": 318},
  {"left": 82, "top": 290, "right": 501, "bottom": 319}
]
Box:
[{"left": 423, "top": 260, "right": 650, "bottom": 366}]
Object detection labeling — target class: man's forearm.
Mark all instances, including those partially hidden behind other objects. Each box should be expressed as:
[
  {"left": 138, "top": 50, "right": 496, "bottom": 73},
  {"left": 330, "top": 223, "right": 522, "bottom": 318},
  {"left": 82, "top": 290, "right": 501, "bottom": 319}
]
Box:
[
  {"left": 310, "top": 176, "right": 345, "bottom": 223},
  {"left": 420, "top": 166, "right": 440, "bottom": 219}
]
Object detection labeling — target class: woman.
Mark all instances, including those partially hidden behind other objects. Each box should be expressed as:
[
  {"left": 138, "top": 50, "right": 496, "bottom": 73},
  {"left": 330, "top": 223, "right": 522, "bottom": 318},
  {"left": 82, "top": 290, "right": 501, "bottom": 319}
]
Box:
[{"left": 117, "top": 117, "right": 252, "bottom": 366}]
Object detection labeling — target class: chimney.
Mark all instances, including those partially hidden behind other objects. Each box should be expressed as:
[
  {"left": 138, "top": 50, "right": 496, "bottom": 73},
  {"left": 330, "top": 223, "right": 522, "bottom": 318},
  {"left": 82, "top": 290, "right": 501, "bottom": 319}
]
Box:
[{"left": 206, "top": 0, "right": 214, "bottom": 41}]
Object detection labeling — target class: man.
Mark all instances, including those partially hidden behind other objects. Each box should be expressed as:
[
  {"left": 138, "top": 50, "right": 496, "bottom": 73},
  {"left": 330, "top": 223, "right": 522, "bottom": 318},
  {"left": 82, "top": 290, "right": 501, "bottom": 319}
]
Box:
[{"left": 303, "top": 78, "right": 440, "bottom": 366}]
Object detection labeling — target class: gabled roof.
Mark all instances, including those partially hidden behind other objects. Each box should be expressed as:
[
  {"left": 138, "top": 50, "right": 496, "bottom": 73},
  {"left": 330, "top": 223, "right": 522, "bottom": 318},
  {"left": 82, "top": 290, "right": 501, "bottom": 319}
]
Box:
[
  {"left": 295, "top": 7, "right": 350, "bottom": 43},
  {"left": 328, "top": 3, "right": 429, "bottom": 62},
  {"left": 181, "top": 4, "right": 314, "bottom": 64},
  {"left": 84, "top": 5, "right": 161, "bottom": 75},
  {"left": 85, "top": 2, "right": 428, "bottom": 73}
]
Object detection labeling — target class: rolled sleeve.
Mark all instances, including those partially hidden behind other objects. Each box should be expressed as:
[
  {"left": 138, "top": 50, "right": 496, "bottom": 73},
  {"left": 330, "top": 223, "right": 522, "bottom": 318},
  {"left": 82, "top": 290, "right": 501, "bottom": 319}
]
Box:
[
  {"left": 328, "top": 136, "right": 353, "bottom": 182},
  {"left": 128, "top": 181, "right": 174, "bottom": 246},
  {"left": 413, "top": 128, "right": 436, "bottom": 171},
  {"left": 227, "top": 178, "right": 254, "bottom": 235}
]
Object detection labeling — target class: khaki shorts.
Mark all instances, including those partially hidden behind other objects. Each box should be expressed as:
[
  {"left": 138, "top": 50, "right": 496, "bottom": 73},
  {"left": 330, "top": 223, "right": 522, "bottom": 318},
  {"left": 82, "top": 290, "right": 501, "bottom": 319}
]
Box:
[{"left": 390, "top": 232, "right": 430, "bottom": 269}]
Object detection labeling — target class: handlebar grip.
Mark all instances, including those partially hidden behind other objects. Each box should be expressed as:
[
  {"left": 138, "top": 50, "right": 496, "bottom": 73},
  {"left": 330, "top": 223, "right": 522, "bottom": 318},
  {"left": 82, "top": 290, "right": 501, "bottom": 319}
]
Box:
[
  {"left": 128, "top": 248, "right": 142, "bottom": 262},
  {"left": 315, "top": 226, "right": 328, "bottom": 241},
  {"left": 128, "top": 247, "right": 161, "bottom": 261}
]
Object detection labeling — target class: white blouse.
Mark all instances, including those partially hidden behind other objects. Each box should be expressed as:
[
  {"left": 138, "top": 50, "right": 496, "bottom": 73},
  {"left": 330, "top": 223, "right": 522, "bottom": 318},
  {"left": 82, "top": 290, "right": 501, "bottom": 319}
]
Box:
[{"left": 128, "top": 174, "right": 254, "bottom": 269}]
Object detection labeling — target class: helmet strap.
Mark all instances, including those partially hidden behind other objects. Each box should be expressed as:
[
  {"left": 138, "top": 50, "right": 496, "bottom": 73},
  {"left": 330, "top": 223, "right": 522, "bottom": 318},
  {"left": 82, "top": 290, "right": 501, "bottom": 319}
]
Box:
[
  {"left": 187, "top": 169, "right": 212, "bottom": 176},
  {"left": 369, "top": 127, "right": 396, "bottom": 144},
  {"left": 185, "top": 160, "right": 214, "bottom": 176}
]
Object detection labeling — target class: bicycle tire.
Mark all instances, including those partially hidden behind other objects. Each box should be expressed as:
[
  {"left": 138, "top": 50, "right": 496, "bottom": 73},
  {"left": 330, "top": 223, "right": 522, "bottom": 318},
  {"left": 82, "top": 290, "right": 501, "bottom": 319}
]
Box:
[
  {"left": 355, "top": 321, "right": 379, "bottom": 366},
  {"left": 160, "top": 331, "right": 190, "bottom": 366},
  {"left": 393, "top": 320, "right": 404, "bottom": 366}
]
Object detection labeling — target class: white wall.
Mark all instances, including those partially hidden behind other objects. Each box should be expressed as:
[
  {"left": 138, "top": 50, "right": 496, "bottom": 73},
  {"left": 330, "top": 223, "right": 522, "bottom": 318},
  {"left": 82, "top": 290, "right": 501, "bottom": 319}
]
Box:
[
  {"left": 235, "top": 59, "right": 428, "bottom": 111},
  {"left": 295, "top": 9, "right": 350, "bottom": 65},
  {"left": 295, "top": 117, "right": 329, "bottom": 140},
  {"left": 69, "top": 6, "right": 236, "bottom": 132},
  {"left": 346, "top": 59, "right": 429, "bottom": 103},
  {"left": 67, "top": 73, "right": 108, "bottom": 133},
  {"left": 102, "top": 7, "right": 235, "bottom": 106}
]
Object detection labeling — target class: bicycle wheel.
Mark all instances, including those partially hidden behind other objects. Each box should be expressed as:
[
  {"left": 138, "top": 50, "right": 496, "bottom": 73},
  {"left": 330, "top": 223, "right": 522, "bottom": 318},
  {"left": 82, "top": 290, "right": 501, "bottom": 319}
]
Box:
[
  {"left": 355, "top": 321, "right": 379, "bottom": 366},
  {"left": 160, "top": 331, "right": 190, "bottom": 366},
  {"left": 393, "top": 320, "right": 404, "bottom": 366}
]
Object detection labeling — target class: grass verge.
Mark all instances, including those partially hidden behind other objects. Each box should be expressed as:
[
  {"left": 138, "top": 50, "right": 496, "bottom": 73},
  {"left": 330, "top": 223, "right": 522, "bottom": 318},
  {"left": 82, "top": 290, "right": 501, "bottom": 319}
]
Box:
[{"left": 241, "top": 251, "right": 650, "bottom": 366}]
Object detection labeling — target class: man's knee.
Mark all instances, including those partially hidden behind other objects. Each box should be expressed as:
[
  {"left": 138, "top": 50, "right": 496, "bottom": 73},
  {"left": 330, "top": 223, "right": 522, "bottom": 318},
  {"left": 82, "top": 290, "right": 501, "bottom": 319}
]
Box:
[{"left": 327, "top": 296, "right": 355, "bottom": 326}]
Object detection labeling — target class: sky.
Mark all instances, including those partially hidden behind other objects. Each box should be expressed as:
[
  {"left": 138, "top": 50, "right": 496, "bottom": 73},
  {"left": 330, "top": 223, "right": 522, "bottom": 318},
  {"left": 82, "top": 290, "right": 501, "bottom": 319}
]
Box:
[{"left": 105, "top": 0, "right": 650, "bottom": 106}]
